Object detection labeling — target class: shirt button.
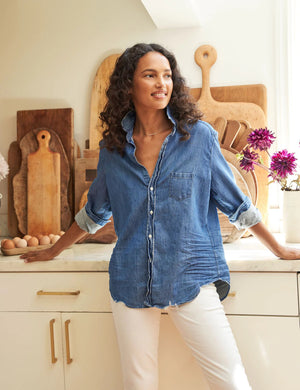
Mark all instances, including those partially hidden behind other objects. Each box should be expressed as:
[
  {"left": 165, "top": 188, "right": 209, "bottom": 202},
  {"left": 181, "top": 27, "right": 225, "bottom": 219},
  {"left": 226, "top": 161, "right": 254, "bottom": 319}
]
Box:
[
  {"left": 148, "top": 234, "right": 152, "bottom": 239},
  {"left": 150, "top": 187, "right": 154, "bottom": 191},
  {"left": 150, "top": 210, "right": 153, "bottom": 215}
]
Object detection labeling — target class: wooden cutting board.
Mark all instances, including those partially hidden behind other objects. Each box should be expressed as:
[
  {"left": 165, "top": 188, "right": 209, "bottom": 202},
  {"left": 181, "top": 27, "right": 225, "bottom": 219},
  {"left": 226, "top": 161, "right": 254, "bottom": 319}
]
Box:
[
  {"left": 194, "top": 45, "right": 267, "bottom": 127},
  {"left": 194, "top": 45, "right": 268, "bottom": 225},
  {"left": 27, "top": 130, "right": 61, "bottom": 235},
  {"left": 7, "top": 141, "right": 22, "bottom": 237},
  {"left": 89, "top": 54, "right": 119, "bottom": 150},
  {"left": 218, "top": 162, "right": 252, "bottom": 242},
  {"left": 13, "top": 129, "right": 71, "bottom": 234},
  {"left": 17, "top": 108, "right": 74, "bottom": 217}
]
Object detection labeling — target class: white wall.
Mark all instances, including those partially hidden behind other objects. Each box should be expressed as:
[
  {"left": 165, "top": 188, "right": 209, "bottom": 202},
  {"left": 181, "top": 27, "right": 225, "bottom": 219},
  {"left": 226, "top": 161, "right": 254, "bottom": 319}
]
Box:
[{"left": 0, "top": 0, "right": 278, "bottom": 235}]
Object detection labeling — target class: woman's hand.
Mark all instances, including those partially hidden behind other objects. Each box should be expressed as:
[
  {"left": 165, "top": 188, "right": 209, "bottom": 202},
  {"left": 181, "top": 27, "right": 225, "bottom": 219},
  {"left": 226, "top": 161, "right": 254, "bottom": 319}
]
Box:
[
  {"left": 275, "top": 245, "right": 300, "bottom": 260},
  {"left": 20, "top": 247, "right": 58, "bottom": 263},
  {"left": 20, "top": 221, "right": 88, "bottom": 263},
  {"left": 249, "top": 222, "right": 300, "bottom": 260}
]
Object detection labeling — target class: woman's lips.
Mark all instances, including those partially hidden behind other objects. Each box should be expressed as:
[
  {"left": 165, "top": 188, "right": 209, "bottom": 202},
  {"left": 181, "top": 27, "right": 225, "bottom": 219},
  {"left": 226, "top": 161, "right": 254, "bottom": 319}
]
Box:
[{"left": 151, "top": 91, "right": 167, "bottom": 98}]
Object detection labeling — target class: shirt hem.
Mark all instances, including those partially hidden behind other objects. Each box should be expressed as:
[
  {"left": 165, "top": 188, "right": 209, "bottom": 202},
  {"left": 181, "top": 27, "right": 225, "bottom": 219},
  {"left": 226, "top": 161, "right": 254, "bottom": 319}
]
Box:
[{"left": 110, "top": 278, "right": 230, "bottom": 309}]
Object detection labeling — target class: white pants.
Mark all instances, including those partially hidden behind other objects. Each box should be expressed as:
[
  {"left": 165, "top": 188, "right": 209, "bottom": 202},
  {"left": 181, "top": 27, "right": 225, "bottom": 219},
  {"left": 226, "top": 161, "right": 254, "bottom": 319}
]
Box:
[{"left": 111, "top": 284, "right": 251, "bottom": 390}]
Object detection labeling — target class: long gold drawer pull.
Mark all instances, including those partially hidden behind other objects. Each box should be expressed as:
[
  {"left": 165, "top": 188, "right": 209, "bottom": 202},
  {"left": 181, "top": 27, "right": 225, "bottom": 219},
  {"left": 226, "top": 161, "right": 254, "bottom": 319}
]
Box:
[
  {"left": 228, "top": 292, "right": 237, "bottom": 297},
  {"left": 65, "top": 319, "right": 73, "bottom": 364},
  {"left": 49, "top": 319, "right": 58, "bottom": 364},
  {"left": 37, "top": 290, "right": 80, "bottom": 296}
]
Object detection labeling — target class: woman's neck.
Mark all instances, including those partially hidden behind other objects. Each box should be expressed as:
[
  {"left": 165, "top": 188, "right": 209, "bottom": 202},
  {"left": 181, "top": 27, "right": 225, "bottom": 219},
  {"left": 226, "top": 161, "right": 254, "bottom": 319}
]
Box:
[{"left": 133, "top": 109, "right": 172, "bottom": 137}]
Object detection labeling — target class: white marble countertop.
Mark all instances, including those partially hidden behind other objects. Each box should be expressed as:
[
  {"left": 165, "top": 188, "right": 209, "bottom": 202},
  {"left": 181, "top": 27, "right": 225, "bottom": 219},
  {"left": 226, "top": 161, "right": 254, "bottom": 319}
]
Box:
[{"left": 1, "top": 236, "right": 300, "bottom": 273}]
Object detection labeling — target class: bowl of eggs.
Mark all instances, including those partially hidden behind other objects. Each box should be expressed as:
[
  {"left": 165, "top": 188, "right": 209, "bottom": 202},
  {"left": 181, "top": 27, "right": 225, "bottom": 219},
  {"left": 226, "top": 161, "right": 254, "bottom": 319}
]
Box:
[{"left": 0, "top": 232, "right": 65, "bottom": 256}]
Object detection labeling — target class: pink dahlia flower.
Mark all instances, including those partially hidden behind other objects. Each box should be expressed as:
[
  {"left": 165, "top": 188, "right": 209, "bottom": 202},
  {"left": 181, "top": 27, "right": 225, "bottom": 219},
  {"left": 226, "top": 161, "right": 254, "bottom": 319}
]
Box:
[
  {"left": 247, "top": 128, "right": 275, "bottom": 151},
  {"left": 239, "top": 147, "right": 259, "bottom": 172},
  {"left": 270, "top": 149, "right": 297, "bottom": 179}
]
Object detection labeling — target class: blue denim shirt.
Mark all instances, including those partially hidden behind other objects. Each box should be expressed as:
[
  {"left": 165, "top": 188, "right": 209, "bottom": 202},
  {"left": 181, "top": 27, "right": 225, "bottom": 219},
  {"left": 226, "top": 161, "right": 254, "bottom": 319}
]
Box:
[{"left": 75, "top": 107, "right": 261, "bottom": 308}]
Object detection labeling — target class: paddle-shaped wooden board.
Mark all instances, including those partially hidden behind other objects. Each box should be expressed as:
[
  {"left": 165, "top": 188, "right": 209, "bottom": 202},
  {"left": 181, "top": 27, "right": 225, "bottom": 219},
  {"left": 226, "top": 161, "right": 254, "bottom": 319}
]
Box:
[
  {"left": 27, "top": 130, "right": 61, "bottom": 235},
  {"left": 195, "top": 45, "right": 268, "bottom": 225},
  {"left": 89, "top": 54, "right": 119, "bottom": 150}
]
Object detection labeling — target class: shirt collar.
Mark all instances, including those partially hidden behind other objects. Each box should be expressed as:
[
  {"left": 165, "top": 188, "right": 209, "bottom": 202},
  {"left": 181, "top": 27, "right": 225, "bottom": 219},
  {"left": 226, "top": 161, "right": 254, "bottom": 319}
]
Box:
[{"left": 121, "top": 106, "right": 177, "bottom": 144}]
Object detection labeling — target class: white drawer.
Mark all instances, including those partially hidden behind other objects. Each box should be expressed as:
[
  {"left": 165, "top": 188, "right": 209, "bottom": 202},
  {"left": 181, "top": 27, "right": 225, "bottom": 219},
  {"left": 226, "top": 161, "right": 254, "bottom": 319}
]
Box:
[
  {"left": 0, "top": 272, "right": 111, "bottom": 312},
  {"left": 223, "top": 272, "right": 298, "bottom": 316}
]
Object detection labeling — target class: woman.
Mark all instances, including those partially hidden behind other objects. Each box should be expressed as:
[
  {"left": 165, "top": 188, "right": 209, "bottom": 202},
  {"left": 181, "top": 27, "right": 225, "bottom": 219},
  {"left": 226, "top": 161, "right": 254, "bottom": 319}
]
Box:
[{"left": 22, "top": 43, "right": 300, "bottom": 390}]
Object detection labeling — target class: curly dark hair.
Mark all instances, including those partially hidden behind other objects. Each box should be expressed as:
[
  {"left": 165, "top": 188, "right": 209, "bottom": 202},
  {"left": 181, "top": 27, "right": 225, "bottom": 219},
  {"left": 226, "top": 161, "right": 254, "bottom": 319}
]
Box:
[{"left": 100, "top": 43, "right": 203, "bottom": 154}]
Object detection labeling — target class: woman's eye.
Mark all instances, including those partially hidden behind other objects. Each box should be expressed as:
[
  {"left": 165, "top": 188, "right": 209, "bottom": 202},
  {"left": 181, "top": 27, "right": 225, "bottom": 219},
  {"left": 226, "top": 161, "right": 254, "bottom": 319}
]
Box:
[{"left": 145, "top": 74, "right": 154, "bottom": 78}]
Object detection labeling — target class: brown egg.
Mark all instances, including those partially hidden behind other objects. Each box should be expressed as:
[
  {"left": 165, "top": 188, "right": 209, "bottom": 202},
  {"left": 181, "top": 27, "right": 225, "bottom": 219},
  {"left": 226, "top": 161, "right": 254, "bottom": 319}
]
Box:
[
  {"left": 39, "top": 235, "right": 50, "bottom": 245},
  {"left": 2, "top": 239, "right": 15, "bottom": 249},
  {"left": 1, "top": 239, "right": 7, "bottom": 247},
  {"left": 12, "top": 237, "right": 21, "bottom": 245},
  {"left": 23, "top": 235, "right": 32, "bottom": 242},
  {"left": 49, "top": 234, "right": 55, "bottom": 240},
  {"left": 27, "top": 236, "right": 39, "bottom": 247},
  {"left": 16, "top": 239, "right": 28, "bottom": 248},
  {"left": 37, "top": 234, "right": 44, "bottom": 241},
  {"left": 50, "top": 235, "right": 60, "bottom": 244}
]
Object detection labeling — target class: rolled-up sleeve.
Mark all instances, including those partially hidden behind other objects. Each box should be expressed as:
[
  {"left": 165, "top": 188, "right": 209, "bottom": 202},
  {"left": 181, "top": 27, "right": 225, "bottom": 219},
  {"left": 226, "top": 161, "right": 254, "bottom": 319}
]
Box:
[
  {"left": 75, "top": 148, "right": 112, "bottom": 234},
  {"left": 210, "top": 131, "right": 261, "bottom": 230}
]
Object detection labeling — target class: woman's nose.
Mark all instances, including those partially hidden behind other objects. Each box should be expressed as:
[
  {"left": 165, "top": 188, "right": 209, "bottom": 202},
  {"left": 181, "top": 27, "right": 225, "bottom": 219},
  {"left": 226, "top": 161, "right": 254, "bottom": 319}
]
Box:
[{"left": 155, "top": 75, "right": 165, "bottom": 87}]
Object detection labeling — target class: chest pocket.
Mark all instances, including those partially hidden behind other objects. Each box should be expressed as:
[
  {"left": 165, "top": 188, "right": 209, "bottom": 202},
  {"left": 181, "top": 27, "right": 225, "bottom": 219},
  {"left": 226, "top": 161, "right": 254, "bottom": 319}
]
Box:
[{"left": 169, "top": 172, "right": 194, "bottom": 200}]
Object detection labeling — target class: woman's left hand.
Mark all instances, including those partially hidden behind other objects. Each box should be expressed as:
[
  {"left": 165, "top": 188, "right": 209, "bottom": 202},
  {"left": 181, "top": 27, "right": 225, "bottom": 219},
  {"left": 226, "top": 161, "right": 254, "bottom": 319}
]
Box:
[
  {"left": 276, "top": 245, "right": 300, "bottom": 260},
  {"left": 249, "top": 222, "right": 300, "bottom": 260}
]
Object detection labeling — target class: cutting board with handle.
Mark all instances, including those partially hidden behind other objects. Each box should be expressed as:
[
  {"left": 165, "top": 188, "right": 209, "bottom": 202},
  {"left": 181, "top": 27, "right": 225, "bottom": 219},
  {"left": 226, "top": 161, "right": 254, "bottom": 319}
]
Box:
[
  {"left": 194, "top": 45, "right": 267, "bottom": 127},
  {"left": 195, "top": 45, "right": 268, "bottom": 225},
  {"left": 27, "top": 130, "right": 61, "bottom": 235},
  {"left": 13, "top": 129, "right": 71, "bottom": 234},
  {"left": 89, "top": 54, "right": 119, "bottom": 150},
  {"left": 17, "top": 108, "right": 74, "bottom": 217}
]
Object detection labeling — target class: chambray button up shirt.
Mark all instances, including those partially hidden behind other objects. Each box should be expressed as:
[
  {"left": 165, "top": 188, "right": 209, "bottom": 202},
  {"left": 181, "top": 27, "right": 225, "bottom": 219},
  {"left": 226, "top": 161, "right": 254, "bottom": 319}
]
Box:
[{"left": 75, "top": 107, "right": 261, "bottom": 308}]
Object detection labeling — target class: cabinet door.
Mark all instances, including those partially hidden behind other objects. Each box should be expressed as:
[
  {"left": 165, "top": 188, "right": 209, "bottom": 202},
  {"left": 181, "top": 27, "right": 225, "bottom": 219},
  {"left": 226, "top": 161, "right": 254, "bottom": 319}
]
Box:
[
  {"left": 158, "top": 314, "right": 210, "bottom": 390},
  {"left": 228, "top": 315, "right": 300, "bottom": 390},
  {"left": 0, "top": 312, "right": 64, "bottom": 390},
  {"left": 62, "top": 313, "right": 123, "bottom": 390}
]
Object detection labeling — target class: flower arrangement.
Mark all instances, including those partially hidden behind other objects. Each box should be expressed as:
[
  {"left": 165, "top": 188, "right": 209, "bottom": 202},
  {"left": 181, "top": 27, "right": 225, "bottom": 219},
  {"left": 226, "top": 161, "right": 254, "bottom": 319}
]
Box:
[
  {"left": 0, "top": 153, "right": 9, "bottom": 182},
  {"left": 237, "top": 128, "right": 300, "bottom": 191}
]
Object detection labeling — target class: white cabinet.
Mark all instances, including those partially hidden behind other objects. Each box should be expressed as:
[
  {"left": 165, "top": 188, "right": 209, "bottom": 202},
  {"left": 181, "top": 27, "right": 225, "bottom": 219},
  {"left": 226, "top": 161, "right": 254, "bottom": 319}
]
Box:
[
  {"left": 1, "top": 268, "right": 300, "bottom": 390},
  {"left": 0, "top": 272, "right": 123, "bottom": 390},
  {"left": 0, "top": 312, "right": 64, "bottom": 390},
  {"left": 223, "top": 272, "right": 300, "bottom": 390},
  {"left": 229, "top": 316, "right": 300, "bottom": 390},
  {"left": 62, "top": 313, "right": 122, "bottom": 390}
]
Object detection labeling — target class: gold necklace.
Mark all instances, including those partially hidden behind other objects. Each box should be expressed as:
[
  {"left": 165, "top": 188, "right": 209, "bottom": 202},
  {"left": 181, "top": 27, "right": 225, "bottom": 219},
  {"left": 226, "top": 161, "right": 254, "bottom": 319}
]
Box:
[{"left": 135, "top": 127, "right": 172, "bottom": 137}]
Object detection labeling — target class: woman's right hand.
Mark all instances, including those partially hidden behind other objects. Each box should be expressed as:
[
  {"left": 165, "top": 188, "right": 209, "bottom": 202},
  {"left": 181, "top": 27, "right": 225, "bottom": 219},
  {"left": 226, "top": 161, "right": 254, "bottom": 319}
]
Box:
[
  {"left": 20, "top": 221, "right": 88, "bottom": 263},
  {"left": 20, "top": 247, "right": 58, "bottom": 263}
]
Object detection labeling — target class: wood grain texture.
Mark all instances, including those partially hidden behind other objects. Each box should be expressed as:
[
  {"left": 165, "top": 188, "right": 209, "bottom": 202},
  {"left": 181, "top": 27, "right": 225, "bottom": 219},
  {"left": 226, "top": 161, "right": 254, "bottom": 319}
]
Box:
[
  {"left": 13, "top": 129, "right": 71, "bottom": 234},
  {"left": 194, "top": 45, "right": 268, "bottom": 225},
  {"left": 74, "top": 157, "right": 98, "bottom": 214},
  {"left": 7, "top": 142, "right": 22, "bottom": 237},
  {"left": 218, "top": 163, "right": 251, "bottom": 243},
  {"left": 17, "top": 108, "right": 74, "bottom": 216},
  {"left": 89, "top": 54, "right": 119, "bottom": 150},
  {"left": 27, "top": 130, "right": 61, "bottom": 235},
  {"left": 190, "top": 84, "right": 267, "bottom": 116}
]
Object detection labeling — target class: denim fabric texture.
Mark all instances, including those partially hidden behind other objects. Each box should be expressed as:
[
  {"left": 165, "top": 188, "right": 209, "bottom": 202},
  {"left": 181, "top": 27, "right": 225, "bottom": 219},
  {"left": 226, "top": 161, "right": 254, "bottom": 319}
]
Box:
[{"left": 75, "top": 107, "right": 261, "bottom": 308}]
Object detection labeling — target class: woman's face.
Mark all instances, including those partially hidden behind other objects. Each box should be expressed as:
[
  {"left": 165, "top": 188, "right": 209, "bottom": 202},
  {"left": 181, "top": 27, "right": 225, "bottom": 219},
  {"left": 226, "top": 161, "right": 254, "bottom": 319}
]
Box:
[{"left": 130, "top": 51, "right": 173, "bottom": 112}]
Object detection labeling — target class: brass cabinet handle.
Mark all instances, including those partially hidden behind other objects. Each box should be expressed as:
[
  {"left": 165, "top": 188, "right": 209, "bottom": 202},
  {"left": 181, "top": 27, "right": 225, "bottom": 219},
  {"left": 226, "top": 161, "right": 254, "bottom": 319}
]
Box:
[
  {"left": 37, "top": 290, "right": 80, "bottom": 296},
  {"left": 49, "top": 319, "right": 58, "bottom": 364},
  {"left": 65, "top": 319, "right": 73, "bottom": 364},
  {"left": 228, "top": 292, "right": 237, "bottom": 297}
]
